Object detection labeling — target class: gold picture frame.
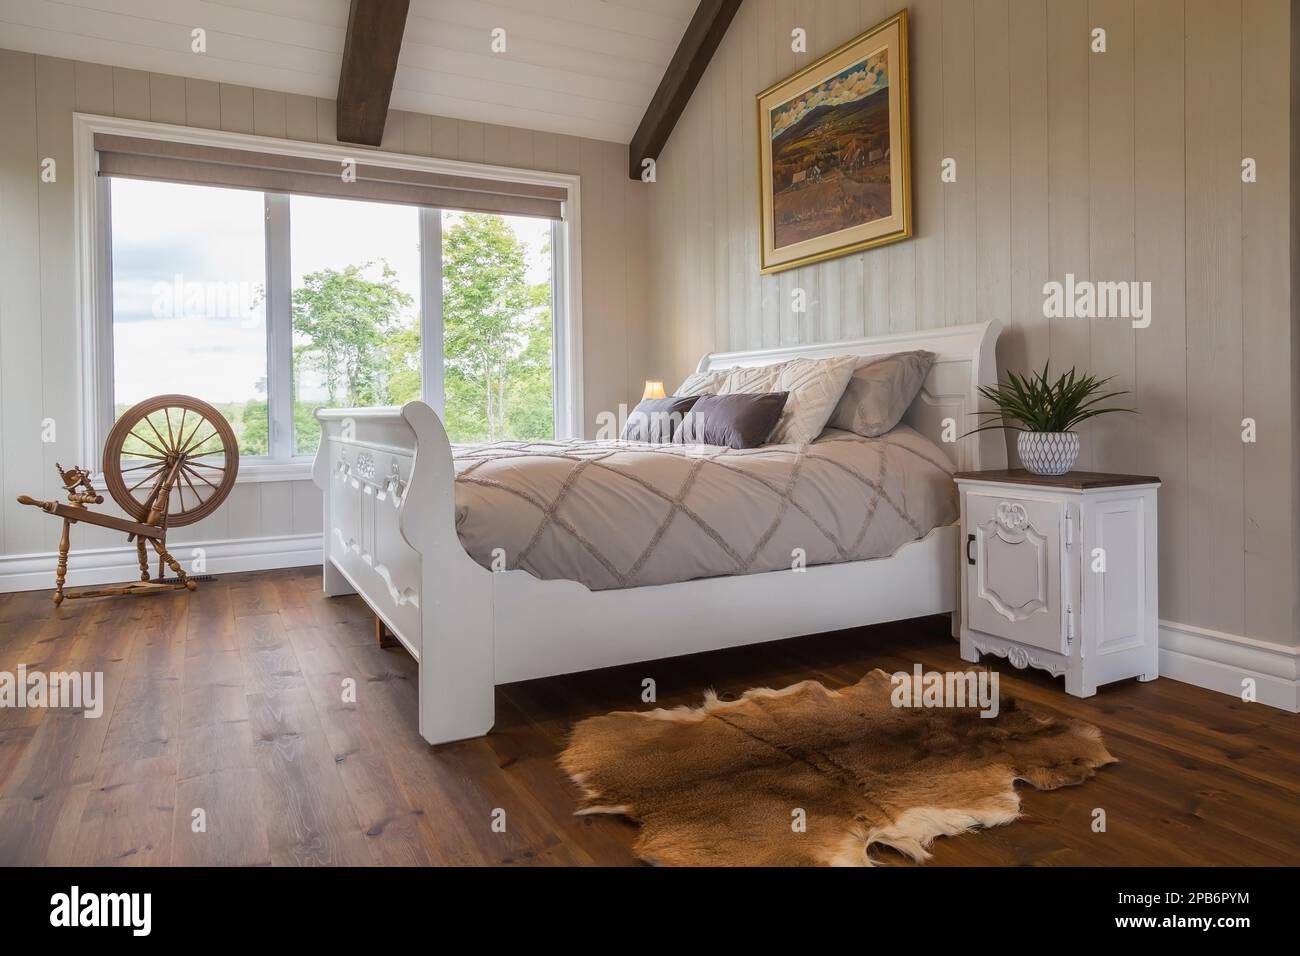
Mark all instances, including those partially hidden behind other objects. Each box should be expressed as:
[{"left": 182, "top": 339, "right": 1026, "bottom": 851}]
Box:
[{"left": 757, "top": 9, "right": 912, "bottom": 274}]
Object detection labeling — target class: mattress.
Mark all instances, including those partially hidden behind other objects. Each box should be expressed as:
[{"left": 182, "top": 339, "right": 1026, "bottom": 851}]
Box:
[{"left": 451, "top": 425, "right": 958, "bottom": 591}]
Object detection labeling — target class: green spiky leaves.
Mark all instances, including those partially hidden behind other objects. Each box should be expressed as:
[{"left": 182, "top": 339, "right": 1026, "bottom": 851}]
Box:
[{"left": 963, "top": 363, "right": 1136, "bottom": 436}]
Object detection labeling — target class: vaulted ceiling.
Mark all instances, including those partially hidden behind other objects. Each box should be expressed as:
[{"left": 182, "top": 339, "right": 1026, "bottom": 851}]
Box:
[{"left": 0, "top": 0, "right": 698, "bottom": 143}]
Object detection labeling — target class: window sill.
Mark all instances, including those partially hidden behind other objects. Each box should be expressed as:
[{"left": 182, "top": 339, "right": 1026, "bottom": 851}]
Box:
[
  {"left": 232, "top": 460, "right": 315, "bottom": 484},
  {"left": 87, "top": 459, "right": 314, "bottom": 490}
]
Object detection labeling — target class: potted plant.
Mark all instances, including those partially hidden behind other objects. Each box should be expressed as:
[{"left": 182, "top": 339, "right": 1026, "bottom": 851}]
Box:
[{"left": 964, "top": 364, "right": 1135, "bottom": 476}]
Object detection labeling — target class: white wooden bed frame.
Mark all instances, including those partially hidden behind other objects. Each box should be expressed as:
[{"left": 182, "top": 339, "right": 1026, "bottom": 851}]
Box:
[{"left": 312, "top": 321, "right": 1005, "bottom": 745}]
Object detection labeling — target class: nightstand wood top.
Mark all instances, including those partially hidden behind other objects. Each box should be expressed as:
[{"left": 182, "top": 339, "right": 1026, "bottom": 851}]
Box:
[{"left": 953, "top": 469, "right": 1161, "bottom": 489}]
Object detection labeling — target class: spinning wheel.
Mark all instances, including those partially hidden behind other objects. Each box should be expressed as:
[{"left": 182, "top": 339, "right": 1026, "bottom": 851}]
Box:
[
  {"left": 16, "top": 394, "right": 239, "bottom": 605},
  {"left": 103, "top": 394, "right": 239, "bottom": 526}
]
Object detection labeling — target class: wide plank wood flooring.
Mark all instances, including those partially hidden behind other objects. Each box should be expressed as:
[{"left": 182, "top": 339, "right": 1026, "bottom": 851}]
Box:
[{"left": 0, "top": 566, "right": 1297, "bottom": 866}]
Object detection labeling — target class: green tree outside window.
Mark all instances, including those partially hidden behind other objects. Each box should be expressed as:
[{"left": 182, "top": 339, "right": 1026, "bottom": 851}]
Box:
[{"left": 287, "top": 213, "right": 553, "bottom": 455}]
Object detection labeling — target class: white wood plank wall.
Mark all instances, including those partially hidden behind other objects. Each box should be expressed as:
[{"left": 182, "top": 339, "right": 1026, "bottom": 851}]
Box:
[{"left": 645, "top": 0, "right": 1296, "bottom": 646}]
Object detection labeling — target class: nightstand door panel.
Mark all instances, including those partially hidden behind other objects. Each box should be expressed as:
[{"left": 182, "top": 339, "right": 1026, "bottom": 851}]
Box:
[
  {"left": 1088, "top": 496, "right": 1146, "bottom": 654},
  {"left": 966, "top": 492, "right": 1067, "bottom": 653}
]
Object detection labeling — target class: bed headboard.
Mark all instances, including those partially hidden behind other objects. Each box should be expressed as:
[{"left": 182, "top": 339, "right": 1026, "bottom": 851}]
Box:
[{"left": 697, "top": 321, "right": 1006, "bottom": 471}]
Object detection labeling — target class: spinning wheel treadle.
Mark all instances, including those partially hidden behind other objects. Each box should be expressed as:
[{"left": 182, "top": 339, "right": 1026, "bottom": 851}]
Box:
[{"left": 16, "top": 394, "right": 239, "bottom": 605}]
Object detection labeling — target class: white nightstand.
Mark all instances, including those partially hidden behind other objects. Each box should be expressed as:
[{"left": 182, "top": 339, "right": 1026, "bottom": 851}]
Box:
[{"left": 954, "top": 469, "right": 1161, "bottom": 697}]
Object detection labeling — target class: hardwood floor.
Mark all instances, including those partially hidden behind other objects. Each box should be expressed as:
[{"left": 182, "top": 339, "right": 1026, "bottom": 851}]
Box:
[{"left": 0, "top": 566, "right": 1297, "bottom": 866}]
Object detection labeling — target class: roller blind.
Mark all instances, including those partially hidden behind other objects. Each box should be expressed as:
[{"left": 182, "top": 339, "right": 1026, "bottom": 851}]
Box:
[{"left": 94, "top": 133, "right": 567, "bottom": 220}]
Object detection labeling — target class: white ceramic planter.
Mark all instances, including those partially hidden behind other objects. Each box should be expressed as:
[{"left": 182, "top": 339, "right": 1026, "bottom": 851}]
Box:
[{"left": 1017, "top": 431, "right": 1079, "bottom": 476}]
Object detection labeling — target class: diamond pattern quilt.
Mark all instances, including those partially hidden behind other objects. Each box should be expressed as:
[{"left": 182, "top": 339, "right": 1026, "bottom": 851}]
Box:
[{"left": 452, "top": 426, "right": 958, "bottom": 591}]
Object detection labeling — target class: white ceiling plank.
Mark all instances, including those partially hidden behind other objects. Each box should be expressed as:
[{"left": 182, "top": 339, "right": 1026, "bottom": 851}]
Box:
[
  {"left": 392, "top": 62, "right": 633, "bottom": 129},
  {"left": 396, "top": 39, "right": 654, "bottom": 108},
  {"left": 474, "top": 0, "right": 689, "bottom": 42},
  {"left": 205, "top": 0, "right": 350, "bottom": 29},
  {"left": 0, "top": 0, "right": 341, "bottom": 75},
  {"left": 394, "top": 88, "right": 622, "bottom": 142},
  {"left": 402, "top": 12, "right": 665, "bottom": 85},
  {"left": 606, "top": 0, "right": 699, "bottom": 20},
  {"left": 408, "top": 0, "right": 680, "bottom": 64},
  {"left": 54, "top": 0, "right": 346, "bottom": 51},
  {"left": 0, "top": 20, "right": 338, "bottom": 97}
]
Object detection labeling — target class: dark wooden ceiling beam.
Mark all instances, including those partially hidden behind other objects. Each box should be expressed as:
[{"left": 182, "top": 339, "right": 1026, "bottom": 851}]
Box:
[
  {"left": 627, "top": 0, "right": 743, "bottom": 180},
  {"left": 336, "top": 0, "right": 411, "bottom": 147}
]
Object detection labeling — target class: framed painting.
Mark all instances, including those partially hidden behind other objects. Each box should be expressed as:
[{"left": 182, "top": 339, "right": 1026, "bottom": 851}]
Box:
[{"left": 757, "top": 9, "right": 912, "bottom": 274}]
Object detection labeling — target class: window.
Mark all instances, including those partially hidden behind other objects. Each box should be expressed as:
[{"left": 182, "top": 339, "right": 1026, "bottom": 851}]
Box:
[
  {"left": 109, "top": 179, "right": 269, "bottom": 456},
  {"left": 288, "top": 195, "right": 424, "bottom": 455},
  {"left": 440, "top": 210, "right": 554, "bottom": 444},
  {"left": 87, "top": 119, "right": 578, "bottom": 478}
]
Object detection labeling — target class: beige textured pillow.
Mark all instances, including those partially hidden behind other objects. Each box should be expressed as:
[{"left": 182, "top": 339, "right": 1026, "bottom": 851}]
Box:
[
  {"left": 675, "top": 368, "right": 729, "bottom": 397},
  {"left": 828, "top": 350, "right": 935, "bottom": 437},
  {"left": 719, "top": 354, "right": 859, "bottom": 445}
]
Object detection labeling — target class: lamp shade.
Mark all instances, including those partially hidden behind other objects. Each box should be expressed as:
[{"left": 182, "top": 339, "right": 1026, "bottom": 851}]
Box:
[{"left": 642, "top": 380, "right": 666, "bottom": 400}]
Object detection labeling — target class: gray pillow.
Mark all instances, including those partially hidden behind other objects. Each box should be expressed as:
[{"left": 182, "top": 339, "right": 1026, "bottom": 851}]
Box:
[
  {"left": 828, "top": 350, "right": 935, "bottom": 437},
  {"left": 621, "top": 395, "right": 700, "bottom": 443},
  {"left": 677, "top": 393, "right": 788, "bottom": 449}
]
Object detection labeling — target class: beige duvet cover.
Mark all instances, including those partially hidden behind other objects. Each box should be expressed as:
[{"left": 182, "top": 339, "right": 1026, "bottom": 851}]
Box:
[{"left": 452, "top": 426, "right": 958, "bottom": 591}]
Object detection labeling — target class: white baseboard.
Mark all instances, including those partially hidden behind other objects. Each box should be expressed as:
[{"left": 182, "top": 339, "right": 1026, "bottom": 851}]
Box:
[
  {"left": 1159, "top": 620, "right": 1300, "bottom": 713},
  {"left": 0, "top": 533, "right": 322, "bottom": 593}
]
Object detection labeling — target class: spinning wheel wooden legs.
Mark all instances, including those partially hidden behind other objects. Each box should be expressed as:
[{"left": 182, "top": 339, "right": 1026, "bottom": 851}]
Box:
[
  {"left": 148, "top": 536, "right": 195, "bottom": 591},
  {"left": 55, "top": 517, "right": 71, "bottom": 604},
  {"left": 21, "top": 496, "right": 198, "bottom": 606},
  {"left": 48, "top": 544, "right": 196, "bottom": 605}
]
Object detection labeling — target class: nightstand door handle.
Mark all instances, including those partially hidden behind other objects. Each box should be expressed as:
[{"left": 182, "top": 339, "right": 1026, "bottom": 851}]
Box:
[{"left": 966, "top": 533, "right": 976, "bottom": 566}]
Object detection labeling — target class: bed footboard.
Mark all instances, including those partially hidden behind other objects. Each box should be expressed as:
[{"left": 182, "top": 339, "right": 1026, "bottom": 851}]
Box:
[{"left": 313, "top": 403, "right": 494, "bottom": 745}]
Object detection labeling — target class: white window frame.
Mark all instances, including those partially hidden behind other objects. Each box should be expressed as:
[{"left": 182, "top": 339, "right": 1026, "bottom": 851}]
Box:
[{"left": 72, "top": 112, "right": 583, "bottom": 483}]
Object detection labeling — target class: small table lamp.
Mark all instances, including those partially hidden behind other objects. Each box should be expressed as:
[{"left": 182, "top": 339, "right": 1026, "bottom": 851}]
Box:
[{"left": 642, "top": 380, "right": 666, "bottom": 401}]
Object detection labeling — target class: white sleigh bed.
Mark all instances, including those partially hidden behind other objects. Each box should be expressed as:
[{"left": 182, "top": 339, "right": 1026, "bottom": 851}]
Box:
[{"left": 311, "top": 321, "right": 1005, "bottom": 746}]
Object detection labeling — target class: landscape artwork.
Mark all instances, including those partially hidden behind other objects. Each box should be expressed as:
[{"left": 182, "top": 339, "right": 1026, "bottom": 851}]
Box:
[
  {"left": 769, "top": 50, "right": 892, "bottom": 249},
  {"left": 757, "top": 11, "right": 911, "bottom": 274}
]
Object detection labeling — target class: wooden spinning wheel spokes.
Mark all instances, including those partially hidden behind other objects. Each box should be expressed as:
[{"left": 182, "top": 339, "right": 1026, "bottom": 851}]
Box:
[{"left": 103, "top": 395, "right": 239, "bottom": 527}]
